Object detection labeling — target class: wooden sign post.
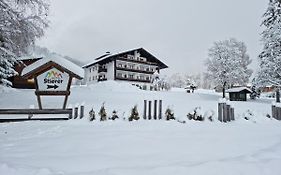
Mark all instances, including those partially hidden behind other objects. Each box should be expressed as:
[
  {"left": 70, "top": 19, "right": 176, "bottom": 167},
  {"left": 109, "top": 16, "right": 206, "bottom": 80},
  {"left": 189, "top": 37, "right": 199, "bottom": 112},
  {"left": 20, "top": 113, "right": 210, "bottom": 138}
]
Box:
[{"left": 22, "top": 60, "right": 83, "bottom": 109}]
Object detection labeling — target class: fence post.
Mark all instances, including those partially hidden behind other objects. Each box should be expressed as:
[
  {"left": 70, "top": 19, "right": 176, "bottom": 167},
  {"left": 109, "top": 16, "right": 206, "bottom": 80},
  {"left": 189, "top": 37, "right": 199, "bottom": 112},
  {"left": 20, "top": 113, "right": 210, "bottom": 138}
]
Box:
[
  {"left": 230, "top": 107, "right": 235, "bottom": 121},
  {"left": 143, "top": 100, "right": 147, "bottom": 120},
  {"left": 148, "top": 101, "right": 152, "bottom": 120},
  {"left": 278, "top": 107, "right": 281, "bottom": 120},
  {"left": 153, "top": 100, "right": 157, "bottom": 120},
  {"left": 158, "top": 100, "right": 162, "bottom": 120},
  {"left": 218, "top": 103, "right": 223, "bottom": 122},
  {"left": 275, "top": 106, "right": 278, "bottom": 120},
  {"left": 79, "top": 105, "right": 84, "bottom": 119},
  {"left": 272, "top": 105, "right": 276, "bottom": 119},
  {"left": 223, "top": 103, "right": 227, "bottom": 122},
  {"left": 226, "top": 105, "right": 231, "bottom": 122},
  {"left": 74, "top": 106, "right": 78, "bottom": 119}
]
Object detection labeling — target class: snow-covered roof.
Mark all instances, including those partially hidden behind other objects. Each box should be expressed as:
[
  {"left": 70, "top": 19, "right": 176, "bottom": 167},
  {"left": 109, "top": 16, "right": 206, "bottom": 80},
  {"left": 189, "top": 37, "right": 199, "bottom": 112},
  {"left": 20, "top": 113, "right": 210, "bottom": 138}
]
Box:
[
  {"left": 22, "top": 54, "right": 84, "bottom": 79},
  {"left": 82, "top": 48, "right": 168, "bottom": 69},
  {"left": 226, "top": 87, "right": 252, "bottom": 93},
  {"left": 16, "top": 56, "right": 43, "bottom": 61}
]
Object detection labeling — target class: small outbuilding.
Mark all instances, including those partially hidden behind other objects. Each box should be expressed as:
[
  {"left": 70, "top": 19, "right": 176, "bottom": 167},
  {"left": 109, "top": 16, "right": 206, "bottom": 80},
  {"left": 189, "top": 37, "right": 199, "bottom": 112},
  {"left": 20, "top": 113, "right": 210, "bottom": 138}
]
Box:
[{"left": 226, "top": 87, "right": 252, "bottom": 101}]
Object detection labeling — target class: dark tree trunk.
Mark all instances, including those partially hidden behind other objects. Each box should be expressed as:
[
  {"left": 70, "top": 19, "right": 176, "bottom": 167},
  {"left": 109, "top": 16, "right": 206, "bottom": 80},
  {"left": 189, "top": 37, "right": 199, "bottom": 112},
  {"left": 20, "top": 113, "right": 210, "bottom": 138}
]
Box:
[
  {"left": 222, "top": 82, "right": 226, "bottom": 98},
  {"left": 276, "top": 87, "right": 280, "bottom": 103}
]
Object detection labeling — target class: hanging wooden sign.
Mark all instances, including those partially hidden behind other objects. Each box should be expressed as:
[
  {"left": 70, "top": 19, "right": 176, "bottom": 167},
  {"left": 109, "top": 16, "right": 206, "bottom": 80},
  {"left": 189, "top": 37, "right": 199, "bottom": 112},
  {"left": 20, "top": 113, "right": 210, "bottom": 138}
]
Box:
[
  {"left": 37, "top": 68, "right": 69, "bottom": 91},
  {"left": 22, "top": 59, "right": 83, "bottom": 109}
]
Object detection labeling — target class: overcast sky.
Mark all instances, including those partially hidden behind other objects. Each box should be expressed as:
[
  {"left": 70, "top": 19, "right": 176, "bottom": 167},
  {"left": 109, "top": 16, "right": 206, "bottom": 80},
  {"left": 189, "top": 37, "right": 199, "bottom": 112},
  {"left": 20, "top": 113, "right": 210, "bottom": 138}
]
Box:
[{"left": 37, "top": 0, "right": 268, "bottom": 76}]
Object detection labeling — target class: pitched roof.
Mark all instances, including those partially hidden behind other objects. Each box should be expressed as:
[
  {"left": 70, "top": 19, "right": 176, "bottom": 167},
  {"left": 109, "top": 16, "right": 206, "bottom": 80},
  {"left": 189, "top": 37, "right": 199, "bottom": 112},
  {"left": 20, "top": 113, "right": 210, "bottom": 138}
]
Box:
[
  {"left": 22, "top": 54, "right": 84, "bottom": 79},
  {"left": 82, "top": 48, "right": 168, "bottom": 69},
  {"left": 226, "top": 87, "right": 252, "bottom": 93},
  {"left": 16, "top": 56, "right": 43, "bottom": 61}
]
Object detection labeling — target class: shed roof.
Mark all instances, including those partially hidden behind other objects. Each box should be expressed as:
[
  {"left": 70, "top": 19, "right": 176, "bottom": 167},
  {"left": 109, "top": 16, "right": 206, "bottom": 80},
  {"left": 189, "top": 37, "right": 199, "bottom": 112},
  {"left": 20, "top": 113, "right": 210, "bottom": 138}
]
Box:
[
  {"left": 21, "top": 55, "right": 84, "bottom": 79},
  {"left": 226, "top": 87, "right": 252, "bottom": 93}
]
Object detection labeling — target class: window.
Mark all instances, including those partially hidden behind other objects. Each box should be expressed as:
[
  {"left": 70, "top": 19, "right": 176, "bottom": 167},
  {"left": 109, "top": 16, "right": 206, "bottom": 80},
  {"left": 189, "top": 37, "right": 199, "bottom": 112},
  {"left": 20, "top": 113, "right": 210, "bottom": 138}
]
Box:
[
  {"left": 89, "top": 68, "right": 91, "bottom": 73},
  {"left": 92, "top": 76, "right": 95, "bottom": 80}
]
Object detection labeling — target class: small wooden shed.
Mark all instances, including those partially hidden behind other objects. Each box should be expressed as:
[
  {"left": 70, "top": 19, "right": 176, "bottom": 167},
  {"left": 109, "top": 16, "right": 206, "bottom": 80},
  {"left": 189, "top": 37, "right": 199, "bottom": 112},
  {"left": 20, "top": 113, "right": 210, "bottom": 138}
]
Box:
[{"left": 226, "top": 87, "right": 252, "bottom": 101}]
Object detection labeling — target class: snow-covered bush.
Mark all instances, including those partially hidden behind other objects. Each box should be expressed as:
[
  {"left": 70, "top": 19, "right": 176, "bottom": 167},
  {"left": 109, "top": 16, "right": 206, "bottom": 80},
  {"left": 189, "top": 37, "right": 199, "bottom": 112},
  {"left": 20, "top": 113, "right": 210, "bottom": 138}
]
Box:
[
  {"left": 243, "top": 109, "right": 255, "bottom": 121},
  {"left": 98, "top": 104, "right": 107, "bottom": 121},
  {"left": 89, "top": 108, "right": 95, "bottom": 121},
  {"left": 187, "top": 107, "right": 204, "bottom": 121},
  {"left": 165, "top": 107, "right": 175, "bottom": 120},
  {"left": 204, "top": 110, "right": 215, "bottom": 122},
  {"left": 109, "top": 110, "right": 119, "bottom": 120},
  {"left": 128, "top": 105, "right": 140, "bottom": 121}
]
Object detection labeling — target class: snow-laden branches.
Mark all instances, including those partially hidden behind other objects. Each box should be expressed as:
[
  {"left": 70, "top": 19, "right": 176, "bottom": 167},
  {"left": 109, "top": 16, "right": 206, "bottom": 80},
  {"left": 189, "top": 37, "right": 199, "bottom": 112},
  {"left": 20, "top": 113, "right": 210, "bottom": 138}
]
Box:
[
  {"left": 205, "top": 38, "right": 252, "bottom": 89},
  {"left": 255, "top": 0, "right": 281, "bottom": 88},
  {"left": 0, "top": 0, "right": 49, "bottom": 86}
]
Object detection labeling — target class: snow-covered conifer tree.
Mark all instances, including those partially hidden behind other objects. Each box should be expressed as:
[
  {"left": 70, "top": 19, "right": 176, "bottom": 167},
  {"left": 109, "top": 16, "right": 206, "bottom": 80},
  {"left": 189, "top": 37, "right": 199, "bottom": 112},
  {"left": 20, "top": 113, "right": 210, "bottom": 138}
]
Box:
[
  {"left": 255, "top": 0, "right": 281, "bottom": 102},
  {"left": 205, "top": 38, "right": 252, "bottom": 97},
  {"left": 0, "top": 0, "right": 49, "bottom": 86}
]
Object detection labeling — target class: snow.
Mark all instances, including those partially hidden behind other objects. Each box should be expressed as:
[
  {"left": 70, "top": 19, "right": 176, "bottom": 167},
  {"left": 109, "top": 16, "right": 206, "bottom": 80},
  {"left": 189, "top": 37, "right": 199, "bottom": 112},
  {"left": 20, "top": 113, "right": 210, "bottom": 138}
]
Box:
[
  {"left": 0, "top": 81, "right": 281, "bottom": 175},
  {"left": 226, "top": 87, "right": 252, "bottom": 93},
  {"left": 21, "top": 54, "right": 84, "bottom": 78}
]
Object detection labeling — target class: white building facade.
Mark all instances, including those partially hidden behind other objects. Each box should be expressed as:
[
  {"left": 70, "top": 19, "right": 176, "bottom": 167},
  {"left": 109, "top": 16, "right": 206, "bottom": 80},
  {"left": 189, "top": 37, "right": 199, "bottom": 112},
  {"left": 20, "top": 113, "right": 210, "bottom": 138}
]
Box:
[{"left": 83, "top": 48, "right": 168, "bottom": 90}]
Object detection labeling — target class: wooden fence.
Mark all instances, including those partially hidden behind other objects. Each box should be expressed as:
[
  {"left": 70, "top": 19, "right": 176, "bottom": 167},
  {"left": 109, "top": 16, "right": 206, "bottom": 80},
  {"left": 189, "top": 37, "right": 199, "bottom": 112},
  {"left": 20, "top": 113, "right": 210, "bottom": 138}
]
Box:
[
  {"left": 143, "top": 100, "right": 162, "bottom": 120},
  {"left": 0, "top": 108, "right": 72, "bottom": 122},
  {"left": 218, "top": 103, "right": 235, "bottom": 122}
]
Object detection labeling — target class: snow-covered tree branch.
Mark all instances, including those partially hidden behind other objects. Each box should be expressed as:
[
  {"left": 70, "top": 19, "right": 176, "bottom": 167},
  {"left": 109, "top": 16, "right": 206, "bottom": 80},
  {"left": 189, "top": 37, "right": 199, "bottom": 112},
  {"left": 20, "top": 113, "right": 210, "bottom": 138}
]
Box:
[
  {"left": 0, "top": 0, "right": 49, "bottom": 86},
  {"left": 205, "top": 38, "right": 252, "bottom": 97}
]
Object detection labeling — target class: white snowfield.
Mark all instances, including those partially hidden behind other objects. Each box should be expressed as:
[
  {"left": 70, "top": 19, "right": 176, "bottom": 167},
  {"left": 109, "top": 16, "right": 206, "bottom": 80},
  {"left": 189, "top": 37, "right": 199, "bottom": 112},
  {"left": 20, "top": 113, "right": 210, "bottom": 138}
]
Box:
[{"left": 0, "top": 81, "right": 281, "bottom": 175}]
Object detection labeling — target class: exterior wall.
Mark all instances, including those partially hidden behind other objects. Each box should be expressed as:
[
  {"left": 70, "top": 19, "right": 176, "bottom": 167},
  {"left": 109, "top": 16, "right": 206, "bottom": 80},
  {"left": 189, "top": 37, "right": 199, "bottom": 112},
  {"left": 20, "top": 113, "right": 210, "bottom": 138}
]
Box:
[
  {"left": 11, "top": 58, "right": 41, "bottom": 89},
  {"left": 107, "top": 61, "right": 115, "bottom": 80},
  {"left": 84, "top": 50, "right": 164, "bottom": 90}
]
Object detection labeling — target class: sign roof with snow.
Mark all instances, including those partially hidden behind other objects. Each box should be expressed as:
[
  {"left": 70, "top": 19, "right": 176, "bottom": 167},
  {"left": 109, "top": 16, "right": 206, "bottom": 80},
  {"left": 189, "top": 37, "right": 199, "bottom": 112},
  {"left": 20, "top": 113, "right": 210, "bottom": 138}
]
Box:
[{"left": 21, "top": 55, "right": 84, "bottom": 79}]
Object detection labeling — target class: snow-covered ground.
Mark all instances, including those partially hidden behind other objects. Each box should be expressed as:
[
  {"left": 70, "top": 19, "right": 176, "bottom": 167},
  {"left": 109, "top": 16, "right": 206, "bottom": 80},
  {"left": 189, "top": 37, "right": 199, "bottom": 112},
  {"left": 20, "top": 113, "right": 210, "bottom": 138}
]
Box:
[{"left": 1, "top": 81, "right": 281, "bottom": 175}]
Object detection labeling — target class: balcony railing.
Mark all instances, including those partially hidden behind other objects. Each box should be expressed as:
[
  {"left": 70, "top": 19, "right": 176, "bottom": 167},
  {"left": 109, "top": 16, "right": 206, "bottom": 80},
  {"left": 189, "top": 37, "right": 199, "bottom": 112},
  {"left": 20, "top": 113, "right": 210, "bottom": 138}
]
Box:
[
  {"left": 117, "top": 56, "right": 158, "bottom": 66},
  {"left": 98, "top": 67, "right": 107, "bottom": 73},
  {"left": 115, "top": 76, "right": 151, "bottom": 83},
  {"left": 98, "top": 78, "right": 107, "bottom": 82},
  {"left": 116, "top": 66, "right": 155, "bottom": 74}
]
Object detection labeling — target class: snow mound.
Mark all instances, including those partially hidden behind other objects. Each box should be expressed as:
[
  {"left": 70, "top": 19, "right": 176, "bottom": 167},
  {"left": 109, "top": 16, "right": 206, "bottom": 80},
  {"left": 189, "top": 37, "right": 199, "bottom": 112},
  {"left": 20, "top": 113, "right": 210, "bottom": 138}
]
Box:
[
  {"left": 87, "top": 81, "right": 142, "bottom": 93},
  {"left": 0, "top": 85, "right": 18, "bottom": 93}
]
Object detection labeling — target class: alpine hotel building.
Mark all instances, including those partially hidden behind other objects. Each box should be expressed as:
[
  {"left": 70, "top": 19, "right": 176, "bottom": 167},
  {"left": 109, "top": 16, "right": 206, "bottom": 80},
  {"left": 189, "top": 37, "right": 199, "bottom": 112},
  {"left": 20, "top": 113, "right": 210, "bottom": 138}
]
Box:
[{"left": 83, "top": 48, "right": 168, "bottom": 90}]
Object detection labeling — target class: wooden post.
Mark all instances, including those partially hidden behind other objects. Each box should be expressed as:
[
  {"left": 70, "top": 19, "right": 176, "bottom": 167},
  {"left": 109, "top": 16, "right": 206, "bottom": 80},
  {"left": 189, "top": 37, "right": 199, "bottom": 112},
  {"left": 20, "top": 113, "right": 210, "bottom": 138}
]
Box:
[
  {"left": 69, "top": 108, "right": 73, "bottom": 119},
  {"left": 272, "top": 105, "right": 276, "bottom": 119},
  {"left": 218, "top": 103, "right": 223, "bottom": 122},
  {"left": 74, "top": 107, "right": 78, "bottom": 119},
  {"left": 226, "top": 105, "right": 231, "bottom": 122},
  {"left": 230, "top": 107, "right": 235, "bottom": 121},
  {"left": 223, "top": 103, "right": 227, "bottom": 122},
  {"left": 275, "top": 106, "right": 279, "bottom": 120},
  {"left": 277, "top": 107, "right": 281, "bottom": 120},
  {"left": 153, "top": 100, "right": 157, "bottom": 120},
  {"left": 143, "top": 100, "right": 147, "bottom": 120},
  {"left": 158, "top": 100, "right": 162, "bottom": 120},
  {"left": 79, "top": 105, "right": 84, "bottom": 119},
  {"left": 148, "top": 101, "right": 152, "bottom": 120}
]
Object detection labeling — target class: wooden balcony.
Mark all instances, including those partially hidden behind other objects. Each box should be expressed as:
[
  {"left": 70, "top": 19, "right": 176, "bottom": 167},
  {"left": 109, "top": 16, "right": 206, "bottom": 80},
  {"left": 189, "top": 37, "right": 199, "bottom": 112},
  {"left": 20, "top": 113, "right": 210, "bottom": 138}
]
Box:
[
  {"left": 98, "top": 67, "right": 107, "bottom": 73},
  {"left": 116, "top": 66, "right": 154, "bottom": 74},
  {"left": 98, "top": 78, "right": 107, "bottom": 82},
  {"left": 117, "top": 56, "right": 158, "bottom": 66},
  {"left": 115, "top": 76, "right": 151, "bottom": 83}
]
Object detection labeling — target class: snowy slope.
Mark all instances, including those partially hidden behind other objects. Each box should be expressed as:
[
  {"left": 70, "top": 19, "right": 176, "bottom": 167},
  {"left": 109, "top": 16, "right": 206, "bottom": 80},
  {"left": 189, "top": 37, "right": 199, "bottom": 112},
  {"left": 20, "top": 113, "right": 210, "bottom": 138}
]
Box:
[{"left": 0, "top": 81, "right": 281, "bottom": 175}]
